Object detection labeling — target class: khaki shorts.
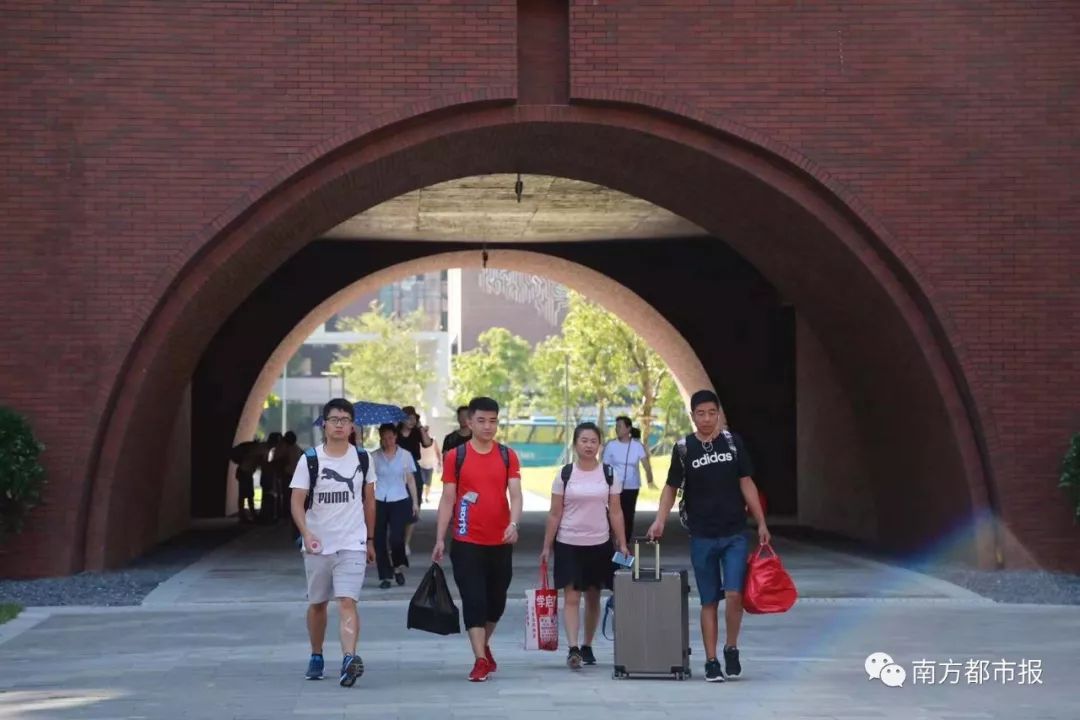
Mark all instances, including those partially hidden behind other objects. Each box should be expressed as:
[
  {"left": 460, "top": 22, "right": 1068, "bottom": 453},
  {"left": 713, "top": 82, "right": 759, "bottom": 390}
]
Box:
[{"left": 303, "top": 549, "right": 367, "bottom": 603}]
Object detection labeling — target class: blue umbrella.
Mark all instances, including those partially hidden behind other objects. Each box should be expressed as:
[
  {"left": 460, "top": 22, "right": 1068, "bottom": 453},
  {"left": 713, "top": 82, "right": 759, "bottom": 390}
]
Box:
[{"left": 312, "top": 401, "right": 406, "bottom": 428}]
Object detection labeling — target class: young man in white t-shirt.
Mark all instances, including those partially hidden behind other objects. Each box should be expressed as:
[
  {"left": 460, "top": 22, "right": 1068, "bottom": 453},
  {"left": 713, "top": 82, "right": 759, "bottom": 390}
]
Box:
[
  {"left": 289, "top": 398, "right": 377, "bottom": 688},
  {"left": 602, "top": 416, "right": 655, "bottom": 542}
]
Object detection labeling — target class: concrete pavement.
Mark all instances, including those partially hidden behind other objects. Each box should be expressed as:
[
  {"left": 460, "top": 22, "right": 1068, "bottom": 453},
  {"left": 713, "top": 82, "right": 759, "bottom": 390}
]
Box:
[{"left": 2, "top": 501, "right": 1077, "bottom": 719}]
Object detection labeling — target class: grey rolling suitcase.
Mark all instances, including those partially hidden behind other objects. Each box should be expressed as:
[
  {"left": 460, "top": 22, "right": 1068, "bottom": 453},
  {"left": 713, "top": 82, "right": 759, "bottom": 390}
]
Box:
[{"left": 613, "top": 539, "right": 692, "bottom": 680}]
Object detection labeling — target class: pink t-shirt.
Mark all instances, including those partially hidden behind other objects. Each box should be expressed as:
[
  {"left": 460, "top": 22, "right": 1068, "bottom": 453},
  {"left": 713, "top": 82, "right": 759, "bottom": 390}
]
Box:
[{"left": 551, "top": 464, "right": 622, "bottom": 546}]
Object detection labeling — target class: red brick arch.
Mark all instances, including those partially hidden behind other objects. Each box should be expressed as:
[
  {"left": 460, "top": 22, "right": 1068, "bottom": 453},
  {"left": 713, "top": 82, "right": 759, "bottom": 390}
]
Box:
[{"left": 83, "top": 100, "right": 998, "bottom": 570}]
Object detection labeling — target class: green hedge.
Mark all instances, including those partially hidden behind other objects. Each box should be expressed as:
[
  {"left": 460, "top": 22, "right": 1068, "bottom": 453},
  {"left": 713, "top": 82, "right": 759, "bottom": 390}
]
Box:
[
  {"left": 1060, "top": 432, "right": 1080, "bottom": 524},
  {"left": 0, "top": 406, "right": 45, "bottom": 537}
]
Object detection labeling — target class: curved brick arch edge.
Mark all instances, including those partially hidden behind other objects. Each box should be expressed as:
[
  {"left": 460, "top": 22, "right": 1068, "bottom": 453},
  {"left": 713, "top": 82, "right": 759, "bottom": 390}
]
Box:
[
  {"left": 232, "top": 249, "right": 714, "bottom": 473},
  {"left": 83, "top": 101, "right": 1000, "bottom": 571}
]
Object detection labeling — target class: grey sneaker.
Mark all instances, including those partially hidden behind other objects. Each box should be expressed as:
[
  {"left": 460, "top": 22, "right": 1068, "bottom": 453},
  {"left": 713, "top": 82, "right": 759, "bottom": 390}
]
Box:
[{"left": 567, "top": 646, "right": 583, "bottom": 670}]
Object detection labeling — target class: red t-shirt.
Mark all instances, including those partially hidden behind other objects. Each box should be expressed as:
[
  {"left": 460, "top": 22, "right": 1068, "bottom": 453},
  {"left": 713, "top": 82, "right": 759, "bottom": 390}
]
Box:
[{"left": 442, "top": 442, "right": 521, "bottom": 546}]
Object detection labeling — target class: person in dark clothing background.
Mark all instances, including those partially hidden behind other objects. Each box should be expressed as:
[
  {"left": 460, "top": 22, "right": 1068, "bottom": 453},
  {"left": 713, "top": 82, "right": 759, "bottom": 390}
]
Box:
[
  {"left": 397, "top": 406, "right": 432, "bottom": 556},
  {"left": 441, "top": 405, "right": 472, "bottom": 454}
]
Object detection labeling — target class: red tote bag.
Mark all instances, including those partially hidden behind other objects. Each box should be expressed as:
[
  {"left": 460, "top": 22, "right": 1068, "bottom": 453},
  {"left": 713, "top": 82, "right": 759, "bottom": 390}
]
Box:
[
  {"left": 524, "top": 561, "right": 559, "bottom": 651},
  {"left": 743, "top": 543, "right": 797, "bottom": 614}
]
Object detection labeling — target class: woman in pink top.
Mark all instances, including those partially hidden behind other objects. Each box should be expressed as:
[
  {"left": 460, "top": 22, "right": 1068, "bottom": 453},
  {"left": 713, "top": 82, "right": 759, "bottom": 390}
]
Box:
[{"left": 540, "top": 422, "right": 629, "bottom": 670}]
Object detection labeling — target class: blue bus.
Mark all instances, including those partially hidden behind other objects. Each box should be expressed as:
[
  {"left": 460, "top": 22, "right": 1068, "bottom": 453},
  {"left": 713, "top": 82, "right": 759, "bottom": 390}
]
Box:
[{"left": 502, "top": 416, "right": 663, "bottom": 467}]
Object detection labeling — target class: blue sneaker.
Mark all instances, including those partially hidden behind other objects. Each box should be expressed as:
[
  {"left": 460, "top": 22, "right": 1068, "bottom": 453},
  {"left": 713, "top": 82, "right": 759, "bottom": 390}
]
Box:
[
  {"left": 305, "top": 654, "right": 324, "bottom": 680},
  {"left": 339, "top": 654, "right": 364, "bottom": 687}
]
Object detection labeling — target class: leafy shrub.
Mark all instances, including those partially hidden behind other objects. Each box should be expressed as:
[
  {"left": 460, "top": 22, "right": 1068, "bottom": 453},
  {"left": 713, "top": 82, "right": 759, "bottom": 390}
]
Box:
[
  {"left": 0, "top": 406, "right": 46, "bottom": 537},
  {"left": 1059, "top": 433, "right": 1080, "bottom": 524}
]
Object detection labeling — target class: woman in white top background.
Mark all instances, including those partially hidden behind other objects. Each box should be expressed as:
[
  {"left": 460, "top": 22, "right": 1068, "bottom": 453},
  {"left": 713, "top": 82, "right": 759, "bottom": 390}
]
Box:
[
  {"left": 602, "top": 416, "right": 655, "bottom": 545},
  {"left": 372, "top": 423, "right": 419, "bottom": 589},
  {"left": 540, "top": 422, "right": 629, "bottom": 670},
  {"left": 418, "top": 441, "right": 439, "bottom": 505}
]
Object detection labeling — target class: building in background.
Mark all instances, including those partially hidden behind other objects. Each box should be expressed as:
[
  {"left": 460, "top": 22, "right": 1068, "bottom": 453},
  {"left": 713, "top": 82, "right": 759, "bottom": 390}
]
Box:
[
  {"left": 267, "top": 268, "right": 569, "bottom": 445},
  {"left": 449, "top": 268, "right": 568, "bottom": 353}
]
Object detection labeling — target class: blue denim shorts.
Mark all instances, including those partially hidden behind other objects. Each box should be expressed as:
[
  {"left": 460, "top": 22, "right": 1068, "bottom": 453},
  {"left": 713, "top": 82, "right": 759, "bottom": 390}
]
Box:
[{"left": 690, "top": 533, "right": 750, "bottom": 605}]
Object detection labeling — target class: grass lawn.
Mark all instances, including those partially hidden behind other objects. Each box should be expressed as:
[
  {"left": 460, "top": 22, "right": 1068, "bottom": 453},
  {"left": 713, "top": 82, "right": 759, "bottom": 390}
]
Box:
[
  {"left": 519, "top": 454, "right": 672, "bottom": 502},
  {"left": 0, "top": 603, "right": 22, "bottom": 625}
]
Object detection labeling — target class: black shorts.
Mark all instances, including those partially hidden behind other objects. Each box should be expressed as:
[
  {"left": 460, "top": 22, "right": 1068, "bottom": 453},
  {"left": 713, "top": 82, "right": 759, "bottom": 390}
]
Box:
[
  {"left": 553, "top": 539, "right": 614, "bottom": 592},
  {"left": 450, "top": 540, "right": 513, "bottom": 629}
]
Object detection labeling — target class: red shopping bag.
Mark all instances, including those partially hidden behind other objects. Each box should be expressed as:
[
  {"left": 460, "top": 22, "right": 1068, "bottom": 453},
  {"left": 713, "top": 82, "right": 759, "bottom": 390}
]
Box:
[
  {"left": 524, "top": 561, "right": 559, "bottom": 651},
  {"left": 743, "top": 543, "right": 797, "bottom": 614}
]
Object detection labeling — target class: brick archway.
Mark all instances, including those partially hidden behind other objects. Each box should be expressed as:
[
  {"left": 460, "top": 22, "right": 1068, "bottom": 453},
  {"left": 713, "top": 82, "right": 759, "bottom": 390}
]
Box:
[{"left": 84, "top": 101, "right": 998, "bottom": 571}]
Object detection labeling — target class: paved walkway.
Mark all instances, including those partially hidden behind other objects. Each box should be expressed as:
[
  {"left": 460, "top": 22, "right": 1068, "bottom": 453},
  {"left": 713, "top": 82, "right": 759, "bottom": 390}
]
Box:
[{"left": 2, "top": 504, "right": 1077, "bottom": 719}]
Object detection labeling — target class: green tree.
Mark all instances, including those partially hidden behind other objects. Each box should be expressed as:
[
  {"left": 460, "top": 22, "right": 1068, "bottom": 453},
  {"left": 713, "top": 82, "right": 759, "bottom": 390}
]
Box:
[
  {"left": 0, "top": 406, "right": 45, "bottom": 537},
  {"left": 450, "top": 328, "right": 533, "bottom": 417},
  {"left": 531, "top": 291, "right": 687, "bottom": 445},
  {"left": 335, "top": 302, "right": 434, "bottom": 407},
  {"left": 531, "top": 335, "right": 589, "bottom": 422},
  {"left": 596, "top": 310, "right": 671, "bottom": 446},
  {"left": 656, "top": 375, "right": 692, "bottom": 445},
  {"left": 539, "top": 293, "right": 630, "bottom": 430},
  {"left": 256, "top": 393, "right": 281, "bottom": 438},
  {"left": 1060, "top": 432, "right": 1080, "bottom": 523}
]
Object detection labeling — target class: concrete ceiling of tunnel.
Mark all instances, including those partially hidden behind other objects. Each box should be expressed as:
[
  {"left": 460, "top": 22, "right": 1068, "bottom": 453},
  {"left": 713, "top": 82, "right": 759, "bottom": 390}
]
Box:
[{"left": 324, "top": 174, "right": 707, "bottom": 242}]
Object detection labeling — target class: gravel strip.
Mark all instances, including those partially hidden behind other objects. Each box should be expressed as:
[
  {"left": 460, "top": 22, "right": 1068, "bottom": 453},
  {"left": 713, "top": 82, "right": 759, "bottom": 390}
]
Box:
[
  {"left": 0, "top": 523, "right": 243, "bottom": 607},
  {"left": 924, "top": 567, "right": 1080, "bottom": 605},
  {"left": 776, "top": 525, "right": 1080, "bottom": 606}
]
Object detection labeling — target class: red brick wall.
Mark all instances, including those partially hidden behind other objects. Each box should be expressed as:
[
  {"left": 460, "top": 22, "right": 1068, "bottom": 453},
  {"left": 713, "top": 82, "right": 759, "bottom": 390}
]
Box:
[
  {"left": 1, "top": 1, "right": 1076, "bottom": 575},
  {"left": 0, "top": 1, "right": 516, "bottom": 574},
  {"left": 570, "top": 1, "right": 1080, "bottom": 565}
]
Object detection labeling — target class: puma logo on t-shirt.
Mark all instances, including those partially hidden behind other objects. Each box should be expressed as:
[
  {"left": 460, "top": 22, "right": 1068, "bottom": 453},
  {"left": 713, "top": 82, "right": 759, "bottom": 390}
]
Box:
[{"left": 321, "top": 466, "right": 360, "bottom": 498}]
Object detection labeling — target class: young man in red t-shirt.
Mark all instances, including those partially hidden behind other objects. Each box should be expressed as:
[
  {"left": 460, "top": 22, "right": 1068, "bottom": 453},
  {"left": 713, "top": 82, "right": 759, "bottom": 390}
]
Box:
[{"left": 432, "top": 396, "right": 523, "bottom": 682}]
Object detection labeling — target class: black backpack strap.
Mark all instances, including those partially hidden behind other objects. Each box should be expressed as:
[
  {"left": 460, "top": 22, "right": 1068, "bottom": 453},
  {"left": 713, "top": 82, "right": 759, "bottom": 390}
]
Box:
[
  {"left": 303, "top": 447, "right": 319, "bottom": 511},
  {"left": 602, "top": 463, "right": 615, "bottom": 487},
  {"left": 454, "top": 442, "right": 467, "bottom": 481},
  {"left": 676, "top": 435, "right": 692, "bottom": 529},
  {"left": 498, "top": 442, "right": 510, "bottom": 471},
  {"left": 454, "top": 442, "right": 511, "bottom": 484},
  {"left": 355, "top": 447, "right": 369, "bottom": 489},
  {"left": 560, "top": 463, "right": 574, "bottom": 490},
  {"left": 720, "top": 428, "right": 738, "bottom": 460},
  {"left": 673, "top": 436, "right": 691, "bottom": 487}
]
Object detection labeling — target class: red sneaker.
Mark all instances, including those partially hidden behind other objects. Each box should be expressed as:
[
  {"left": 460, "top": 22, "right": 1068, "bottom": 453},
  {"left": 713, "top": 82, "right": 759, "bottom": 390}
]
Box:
[
  {"left": 468, "top": 657, "right": 492, "bottom": 682},
  {"left": 485, "top": 645, "right": 497, "bottom": 673}
]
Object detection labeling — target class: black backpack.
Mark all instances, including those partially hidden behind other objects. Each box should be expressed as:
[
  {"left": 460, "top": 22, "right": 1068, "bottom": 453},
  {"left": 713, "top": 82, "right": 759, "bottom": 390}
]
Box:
[
  {"left": 454, "top": 441, "right": 511, "bottom": 483},
  {"left": 303, "top": 445, "right": 370, "bottom": 511},
  {"left": 560, "top": 462, "right": 615, "bottom": 490}
]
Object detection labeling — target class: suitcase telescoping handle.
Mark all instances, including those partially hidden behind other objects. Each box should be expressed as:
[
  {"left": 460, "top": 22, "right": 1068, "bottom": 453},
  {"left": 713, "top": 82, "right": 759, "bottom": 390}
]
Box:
[{"left": 632, "top": 537, "right": 661, "bottom": 581}]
